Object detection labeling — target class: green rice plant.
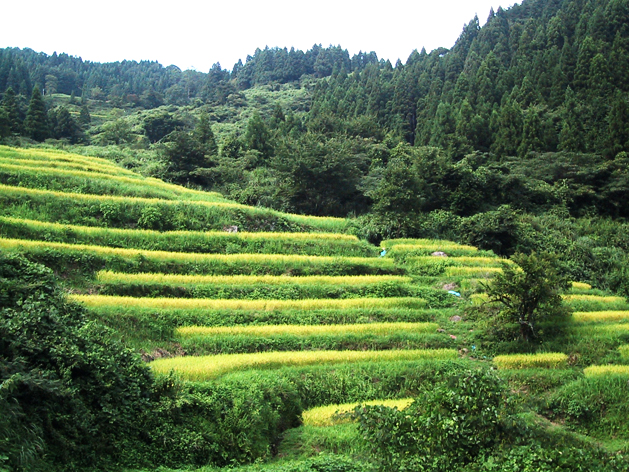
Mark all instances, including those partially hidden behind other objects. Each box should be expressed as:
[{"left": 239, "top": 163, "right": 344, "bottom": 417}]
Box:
[
  {"left": 0, "top": 216, "right": 373, "bottom": 256},
  {"left": 578, "top": 323, "right": 629, "bottom": 335},
  {"left": 470, "top": 293, "right": 489, "bottom": 305},
  {"left": 571, "top": 282, "right": 592, "bottom": 291},
  {"left": 381, "top": 238, "right": 473, "bottom": 249},
  {"left": 177, "top": 322, "right": 438, "bottom": 338},
  {"left": 176, "top": 323, "right": 446, "bottom": 355},
  {"left": 70, "top": 294, "right": 428, "bottom": 311},
  {"left": 0, "top": 184, "right": 349, "bottom": 233},
  {"left": 150, "top": 348, "right": 459, "bottom": 380},
  {"left": 95, "top": 272, "right": 423, "bottom": 300},
  {"left": 0, "top": 237, "right": 396, "bottom": 277},
  {"left": 618, "top": 345, "right": 629, "bottom": 360},
  {"left": 88, "top": 305, "right": 448, "bottom": 352},
  {"left": 386, "top": 243, "right": 482, "bottom": 261},
  {"left": 302, "top": 398, "right": 414, "bottom": 427},
  {"left": 563, "top": 294, "right": 629, "bottom": 312},
  {"left": 492, "top": 352, "right": 569, "bottom": 370},
  {"left": 409, "top": 256, "right": 505, "bottom": 267},
  {"left": 443, "top": 266, "right": 503, "bottom": 277},
  {"left": 572, "top": 311, "right": 629, "bottom": 323},
  {"left": 583, "top": 365, "right": 629, "bottom": 377}
]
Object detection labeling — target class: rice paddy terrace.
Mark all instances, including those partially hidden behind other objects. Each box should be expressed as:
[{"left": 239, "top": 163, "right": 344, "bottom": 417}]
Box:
[{"left": 2, "top": 144, "right": 629, "bottom": 470}]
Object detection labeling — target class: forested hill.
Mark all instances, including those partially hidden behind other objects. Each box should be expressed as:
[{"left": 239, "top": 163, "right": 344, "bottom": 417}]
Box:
[
  {"left": 2, "top": 0, "right": 628, "bottom": 158},
  {"left": 0, "top": 44, "right": 378, "bottom": 105},
  {"left": 311, "top": 0, "right": 629, "bottom": 158}
]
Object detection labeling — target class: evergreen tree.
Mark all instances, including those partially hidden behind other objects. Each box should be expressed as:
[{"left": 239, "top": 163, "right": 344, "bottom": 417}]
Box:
[
  {"left": 606, "top": 92, "right": 629, "bottom": 157},
  {"left": 0, "top": 107, "right": 10, "bottom": 138},
  {"left": 245, "top": 112, "right": 274, "bottom": 159},
  {"left": 23, "top": 85, "right": 49, "bottom": 141},
  {"left": 518, "top": 106, "right": 545, "bottom": 157},
  {"left": 558, "top": 87, "right": 585, "bottom": 152},
  {"left": 193, "top": 111, "right": 218, "bottom": 156},
  {"left": 79, "top": 105, "right": 91, "bottom": 126},
  {"left": 49, "top": 106, "right": 82, "bottom": 143},
  {"left": 491, "top": 98, "right": 523, "bottom": 157},
  {"left": 1, "top": 87, "right": 21, "bottom": 134}
]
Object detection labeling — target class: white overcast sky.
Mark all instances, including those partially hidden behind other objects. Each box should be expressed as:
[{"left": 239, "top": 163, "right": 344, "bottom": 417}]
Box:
[{"left": 1, "top": 1, "right": 517, "bottom": 72}]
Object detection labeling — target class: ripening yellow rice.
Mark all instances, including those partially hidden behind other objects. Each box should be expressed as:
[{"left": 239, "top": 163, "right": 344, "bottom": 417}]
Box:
[
  {"left": 0, "top": 185, "right": 243, "bottom": 206},
  {"left": 0, "top": 156, "right": 136, "bottom": 176},
  {"left": 571, "top": 282, "right": 592, "bottom": 290},
  {"left": 386, "top": 243, "right": 478, "bottom": 253},
  {"left": 0, "top": 237, "right": 387, "bottom": 268},
  {"left": 0, "top": 145, "right": 136, "bottom": 173},
  {"left": 409, "top": 256, "right": 506, "bottom": 267},
  {"left": 562, "top": 294, "right": 626, "bottom": 303},
  {"left": 0, "top": 216, "right": 358, "bottom": 241},
  {"left": 619, "top": 345, "right": 629, "bottom": 359},
  {"left": 381, "top": 238, "right": 474, "bottom": 249},
  {"left": 302, "top": 398, "right": 414, "bottom": 427},
  {"left": 96, "top": 271, "right": 411, "bottom": 286},
  {"left": 572, "top": 311, "right": 629, "bottom": 323},
  {"left": 0, "top": 183, "right": 243, "bottom": 208},
  {"left": 70, "top": 294, "right": 428, "bottom": 311},
  {"left": 0, "top": 162, "right": 232, "bottom": 200},
  {"left": 583, "top": 365, "right": 629, "bottom": 377},
  {"left": 177, "top": 322, "right": 439, "bottom": 338},
  {"left": 150, "top": 348, "right": 458, "bottom": 380},
  {"left": 444, "top": 267, "right": 503, "bottom": 277},
  {"left": 493, "top": 352, "right": 568, "bottom": 370}
]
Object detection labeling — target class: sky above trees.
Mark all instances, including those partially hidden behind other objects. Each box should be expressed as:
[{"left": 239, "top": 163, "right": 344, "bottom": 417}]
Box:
[{"left": 2, "top": 0, "right": 515, "bottom": 72}]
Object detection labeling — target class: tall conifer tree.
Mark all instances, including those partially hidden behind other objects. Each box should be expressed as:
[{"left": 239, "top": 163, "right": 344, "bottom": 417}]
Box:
[{"left": 23, "top": 85, "right": 49, "bottom": 141}]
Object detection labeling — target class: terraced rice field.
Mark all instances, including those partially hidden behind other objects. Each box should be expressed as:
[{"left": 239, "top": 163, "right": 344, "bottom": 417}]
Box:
[{"left": 5, "top": 146, "right": 629, "bottom": 466}]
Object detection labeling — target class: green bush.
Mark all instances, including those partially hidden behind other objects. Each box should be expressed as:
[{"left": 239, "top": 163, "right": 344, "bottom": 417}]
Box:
[
  {"left": 0, "top": 253, "right": 153, "bottom": 470},
  {"left": 354, "top": 366, "right": 512, "bottom": 471}
]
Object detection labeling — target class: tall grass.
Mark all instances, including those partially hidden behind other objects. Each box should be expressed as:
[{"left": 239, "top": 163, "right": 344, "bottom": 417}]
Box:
[
  {"left": 492, "top": 353, "right": 569, "bottom": 370},
  {"left": 0, "top": 217, "right": 373, "bottom": 256},
  {"left": 70, "top": 294, "right": 428, "bottom": 311},
  {"left": 302, "top": 398, "right": 414, "bottom": 427},
  {"left": 619, "top": 345, "right": 629, "bottom": 360},
  {"left": 150, "top": 348, "right": 459, "bottom": 380},
  {"left": 0, "top": 237, "right": 396, "bottom": 276}
]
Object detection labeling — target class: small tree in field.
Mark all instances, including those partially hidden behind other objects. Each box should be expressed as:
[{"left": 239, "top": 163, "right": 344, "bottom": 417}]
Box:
[{"left": 484, "top": 252, "right": 570, "bottom": 342}]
